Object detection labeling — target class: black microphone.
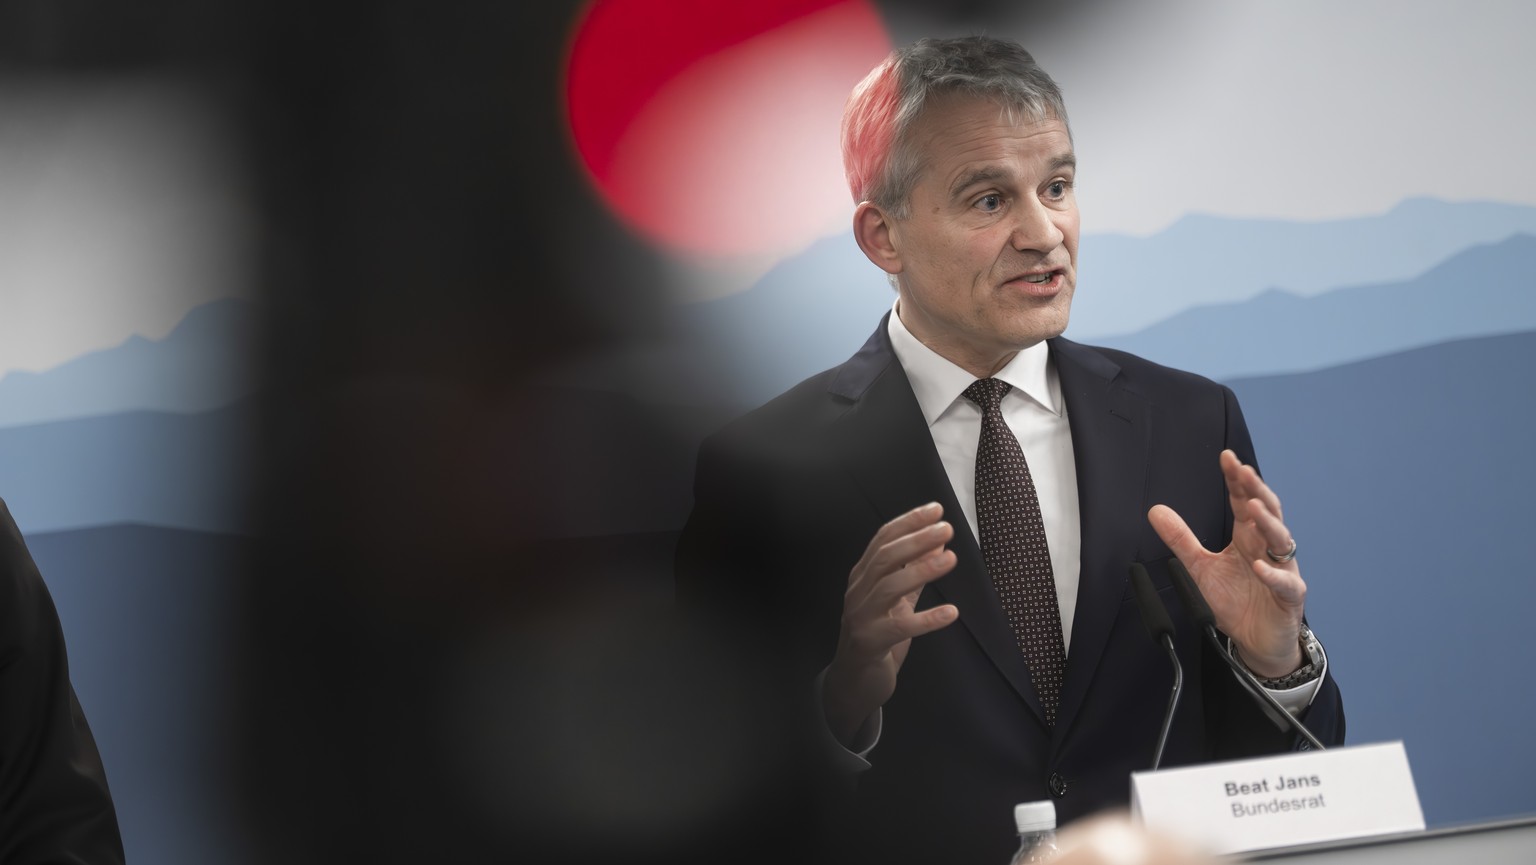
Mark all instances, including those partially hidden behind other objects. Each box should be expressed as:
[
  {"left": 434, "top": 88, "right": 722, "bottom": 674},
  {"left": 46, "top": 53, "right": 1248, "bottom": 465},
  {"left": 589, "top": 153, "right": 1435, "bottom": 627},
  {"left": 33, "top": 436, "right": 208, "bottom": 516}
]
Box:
[
  {"left": 1129, "top": 563, "right": 1183, "bottom": 770},
  {"left": 1165, "top": 558, "right": 1327, "bottom": 750}
]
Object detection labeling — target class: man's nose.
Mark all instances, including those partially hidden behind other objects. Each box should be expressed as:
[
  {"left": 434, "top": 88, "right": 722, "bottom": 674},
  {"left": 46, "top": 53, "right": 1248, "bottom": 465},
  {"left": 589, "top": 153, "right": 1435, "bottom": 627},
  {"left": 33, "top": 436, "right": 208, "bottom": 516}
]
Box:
[{"left": 1010, "top": 197, "right": 1065, "bottom": 253}]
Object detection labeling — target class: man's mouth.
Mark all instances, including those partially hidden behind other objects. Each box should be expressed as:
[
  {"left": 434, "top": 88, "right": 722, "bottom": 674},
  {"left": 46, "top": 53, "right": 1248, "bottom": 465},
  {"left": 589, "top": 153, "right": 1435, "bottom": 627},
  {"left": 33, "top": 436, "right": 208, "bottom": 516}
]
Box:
[{"left": 1005, "top": 269, "right": 1067, "bottom": 295}]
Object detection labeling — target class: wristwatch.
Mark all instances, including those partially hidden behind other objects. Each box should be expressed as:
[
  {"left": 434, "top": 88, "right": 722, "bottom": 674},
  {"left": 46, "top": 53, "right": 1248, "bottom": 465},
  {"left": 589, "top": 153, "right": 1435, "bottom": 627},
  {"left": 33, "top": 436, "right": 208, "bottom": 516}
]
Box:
[{"left": 1238, "top": 625, "right": 1325, "bottom": 690}]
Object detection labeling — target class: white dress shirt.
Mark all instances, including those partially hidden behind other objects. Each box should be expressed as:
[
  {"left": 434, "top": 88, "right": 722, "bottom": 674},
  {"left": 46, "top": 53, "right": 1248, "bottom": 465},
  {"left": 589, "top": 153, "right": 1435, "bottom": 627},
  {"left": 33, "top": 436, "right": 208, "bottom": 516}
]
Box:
[{"left": 886, "top": 303, "right": 1084, "bottom": 648}]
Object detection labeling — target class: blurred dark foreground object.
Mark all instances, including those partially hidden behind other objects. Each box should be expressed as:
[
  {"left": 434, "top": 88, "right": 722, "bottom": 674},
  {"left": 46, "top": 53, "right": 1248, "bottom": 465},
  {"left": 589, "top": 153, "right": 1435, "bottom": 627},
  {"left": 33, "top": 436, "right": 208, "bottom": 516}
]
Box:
[
  {"left": 0, "top": 499, "right": 125, "bottom": 863},
  {"left": 230, "top": 2, "right": 843, "bottom": 862}
]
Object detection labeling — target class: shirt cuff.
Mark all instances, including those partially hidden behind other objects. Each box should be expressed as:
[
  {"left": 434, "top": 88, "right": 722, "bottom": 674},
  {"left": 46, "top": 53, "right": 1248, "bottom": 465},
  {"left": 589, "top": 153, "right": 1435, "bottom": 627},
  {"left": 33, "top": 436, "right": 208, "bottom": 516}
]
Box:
[
  {"left": 1228, "top": 635, "right": 1328, "bottom": 716},
  {"left": 813, "top": 666, "right": 881, "bottom": 773}
]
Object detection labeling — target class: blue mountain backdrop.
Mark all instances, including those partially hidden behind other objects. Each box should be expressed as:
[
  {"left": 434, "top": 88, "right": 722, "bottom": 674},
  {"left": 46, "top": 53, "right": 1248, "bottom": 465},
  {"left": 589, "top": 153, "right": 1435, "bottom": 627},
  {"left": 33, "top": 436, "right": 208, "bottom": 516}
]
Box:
[
  {"left": 0, "top": 403, "right": 252, "bottom": 534},
  {"left": 0, "top": 298, "right": 258, "bottom": 428},
  {"left": 1093, "top": 233, "right": 1536, "bottom": 381},
  {"left": 624, "top": 199, "right": 1536, "bottom": 407},
  {"left": 8, "top": 199, "right": 1535, "bottom": 534},
  {"left": 1075, "top": 198, "right": 1536, "bottom": 337}
]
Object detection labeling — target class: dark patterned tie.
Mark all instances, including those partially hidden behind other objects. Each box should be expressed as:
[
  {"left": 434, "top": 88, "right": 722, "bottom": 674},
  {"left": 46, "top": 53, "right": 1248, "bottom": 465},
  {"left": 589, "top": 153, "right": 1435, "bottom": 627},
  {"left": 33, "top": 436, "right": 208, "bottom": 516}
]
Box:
[{"left": 963, "top": 378, "right": 1068, "bottom": 726}]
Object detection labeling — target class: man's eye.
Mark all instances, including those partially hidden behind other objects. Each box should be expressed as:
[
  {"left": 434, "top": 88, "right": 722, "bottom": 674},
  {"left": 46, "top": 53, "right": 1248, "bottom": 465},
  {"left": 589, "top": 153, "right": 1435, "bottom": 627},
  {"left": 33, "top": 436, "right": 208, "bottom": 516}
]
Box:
[
  {"left": 1045, "top": 180, "right": 1072, "bottom": 199},
  {"left": 976, "top": 194, "right": 1003, "bottom": 212}
]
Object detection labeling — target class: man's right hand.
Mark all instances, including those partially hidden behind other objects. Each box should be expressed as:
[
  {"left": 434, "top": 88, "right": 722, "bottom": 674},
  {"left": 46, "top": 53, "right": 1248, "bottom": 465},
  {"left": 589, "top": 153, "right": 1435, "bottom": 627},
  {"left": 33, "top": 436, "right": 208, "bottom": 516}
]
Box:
[{"left": 822, "top": 502, "right": 960, "bottom": 747}]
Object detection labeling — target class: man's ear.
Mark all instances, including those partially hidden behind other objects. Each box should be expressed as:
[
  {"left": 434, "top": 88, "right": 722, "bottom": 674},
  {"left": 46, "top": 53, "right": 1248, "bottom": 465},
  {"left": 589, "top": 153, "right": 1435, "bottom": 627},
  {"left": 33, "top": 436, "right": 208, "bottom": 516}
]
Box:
[{"left": 852, "top": 201, "right": 902, "bottom": 276}]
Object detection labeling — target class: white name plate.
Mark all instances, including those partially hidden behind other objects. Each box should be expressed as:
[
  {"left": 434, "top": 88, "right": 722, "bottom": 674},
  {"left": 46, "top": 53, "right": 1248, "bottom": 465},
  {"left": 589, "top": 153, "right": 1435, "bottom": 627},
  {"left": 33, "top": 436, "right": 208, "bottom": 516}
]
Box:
[{"left": 1131, "top": 741, "right": 1424, "bottom": 854}]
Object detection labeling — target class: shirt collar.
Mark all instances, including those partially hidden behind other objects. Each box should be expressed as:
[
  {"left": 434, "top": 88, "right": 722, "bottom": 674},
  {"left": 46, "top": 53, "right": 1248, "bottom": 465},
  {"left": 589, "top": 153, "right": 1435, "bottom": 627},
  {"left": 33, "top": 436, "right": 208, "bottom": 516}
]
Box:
[{"left": 887, "top": 300, "right": 1060, "bottom": 427}]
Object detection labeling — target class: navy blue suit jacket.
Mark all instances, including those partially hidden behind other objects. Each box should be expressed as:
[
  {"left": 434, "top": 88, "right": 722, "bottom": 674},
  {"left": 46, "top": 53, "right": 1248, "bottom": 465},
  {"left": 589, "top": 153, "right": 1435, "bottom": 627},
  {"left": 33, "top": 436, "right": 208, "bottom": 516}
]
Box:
[{"left": 676, "top": 317, "right": 1344, "bottom": 863}]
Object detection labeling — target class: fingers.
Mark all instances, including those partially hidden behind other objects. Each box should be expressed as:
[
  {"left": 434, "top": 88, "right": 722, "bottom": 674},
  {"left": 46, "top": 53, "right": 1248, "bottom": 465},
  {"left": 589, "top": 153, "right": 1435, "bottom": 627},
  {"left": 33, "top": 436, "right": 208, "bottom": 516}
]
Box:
[
  {"left": 853, "top": 601, "right": 959, "bottom": 655},
  {"left": 868, "top": 547, "right": 958, "bottom": 612},
  {"left": 1222, "top": 451, "right": 1300, "bottom": 571},
  {"left": 840, "top": 503, "right": 960, "bottom": 662},
  {"left": 847, "top": 502, "right": 955, "bottom": 604},
  {"left": 1146, "top": 504, "right": 1208, "bottom": 565},
  {"left": 829, "top": 504, "right": 963, "bottom": 743},
  {"left": 849, "top": 502, "right": 943, "bottom": 575},
  {"left": 1241, "top": 496, "right": 1297, "bottom": 568},
  {"left": 1221, "top": 449, "right": 1283, "bottom": 521}
]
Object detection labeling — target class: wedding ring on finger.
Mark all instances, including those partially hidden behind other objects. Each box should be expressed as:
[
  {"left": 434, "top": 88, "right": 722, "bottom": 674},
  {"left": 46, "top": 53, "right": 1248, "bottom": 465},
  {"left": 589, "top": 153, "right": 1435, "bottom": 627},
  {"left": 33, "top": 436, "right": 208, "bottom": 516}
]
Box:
[{"left": 1265, "top": 538, "right": 1298, "bottom": 564}]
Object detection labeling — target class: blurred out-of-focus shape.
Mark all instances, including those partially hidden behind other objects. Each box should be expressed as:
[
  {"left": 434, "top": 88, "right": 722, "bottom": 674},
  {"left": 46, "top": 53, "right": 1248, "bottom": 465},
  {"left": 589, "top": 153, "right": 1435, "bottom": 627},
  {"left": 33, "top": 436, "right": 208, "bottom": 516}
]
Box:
[{"left": 564, "top": 0, "right": 890, "bottom": 258}]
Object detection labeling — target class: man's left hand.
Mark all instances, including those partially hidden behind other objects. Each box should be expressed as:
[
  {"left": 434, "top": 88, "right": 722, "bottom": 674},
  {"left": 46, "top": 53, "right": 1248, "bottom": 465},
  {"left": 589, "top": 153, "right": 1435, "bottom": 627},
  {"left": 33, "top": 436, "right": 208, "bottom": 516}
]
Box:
[{"left": 1147, "top": 449, "right": 1305, "bottom": 678}]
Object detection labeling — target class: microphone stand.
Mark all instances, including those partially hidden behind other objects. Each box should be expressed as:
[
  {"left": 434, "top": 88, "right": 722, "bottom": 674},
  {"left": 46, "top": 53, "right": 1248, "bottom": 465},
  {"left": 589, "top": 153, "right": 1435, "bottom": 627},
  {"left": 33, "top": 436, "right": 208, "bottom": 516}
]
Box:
[{"left": 1129, "top": 563, "right": 1183, "bottom": 770}]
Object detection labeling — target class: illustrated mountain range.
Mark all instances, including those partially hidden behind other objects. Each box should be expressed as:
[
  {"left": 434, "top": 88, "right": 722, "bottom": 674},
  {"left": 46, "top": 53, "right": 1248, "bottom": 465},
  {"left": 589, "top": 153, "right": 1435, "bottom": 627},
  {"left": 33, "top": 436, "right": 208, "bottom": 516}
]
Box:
[
  {"left": 0, "top": 297, "right": 258, "bottom": 534},
  {"left": 1093, "top": 231, "right": 1536, "bottom": 381},
  {"left": 648, "top": 197, "right": 1536, "bottom": 406},
  {"left": 2, "top": 197, "right": 1533, "bottom": 535},
  {"left": 0, "top": 297, "right": 258, "bottom": 428}
]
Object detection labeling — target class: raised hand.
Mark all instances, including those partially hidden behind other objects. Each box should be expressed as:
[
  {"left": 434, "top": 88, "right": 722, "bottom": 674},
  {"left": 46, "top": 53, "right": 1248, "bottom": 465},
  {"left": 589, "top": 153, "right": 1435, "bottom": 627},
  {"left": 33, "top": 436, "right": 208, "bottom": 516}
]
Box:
[
  {"left": 822, "top": 502, "right": 960, "bottom": 745},
  {"left": 1147, "top": 450, "right": 1306, "bottom": 677}
]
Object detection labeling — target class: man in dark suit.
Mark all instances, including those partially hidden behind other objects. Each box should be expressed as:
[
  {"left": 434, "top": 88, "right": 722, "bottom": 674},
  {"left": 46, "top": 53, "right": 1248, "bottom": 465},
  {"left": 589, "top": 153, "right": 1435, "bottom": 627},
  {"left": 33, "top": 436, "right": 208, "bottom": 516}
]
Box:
[
  {"left": 677, "top": 36, "right": 1343, "bottom": 863},
  {"left": 0, "top": 499, "right": 124, "bottom": 863}
]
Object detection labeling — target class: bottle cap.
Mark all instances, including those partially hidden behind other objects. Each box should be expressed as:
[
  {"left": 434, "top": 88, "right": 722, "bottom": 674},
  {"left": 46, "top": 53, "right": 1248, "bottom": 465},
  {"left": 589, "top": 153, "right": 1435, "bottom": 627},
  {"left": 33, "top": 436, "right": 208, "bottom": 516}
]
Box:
[{"left": 1014, "top": 800, "right": 1056, "bottom": 833}]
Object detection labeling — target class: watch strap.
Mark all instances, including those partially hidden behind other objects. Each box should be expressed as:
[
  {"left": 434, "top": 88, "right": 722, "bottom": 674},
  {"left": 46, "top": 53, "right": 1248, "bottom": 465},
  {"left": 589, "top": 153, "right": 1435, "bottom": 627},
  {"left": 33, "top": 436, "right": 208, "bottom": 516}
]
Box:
[{"left": 1235, "top": 626, "right": 1325, "bottom": 690}]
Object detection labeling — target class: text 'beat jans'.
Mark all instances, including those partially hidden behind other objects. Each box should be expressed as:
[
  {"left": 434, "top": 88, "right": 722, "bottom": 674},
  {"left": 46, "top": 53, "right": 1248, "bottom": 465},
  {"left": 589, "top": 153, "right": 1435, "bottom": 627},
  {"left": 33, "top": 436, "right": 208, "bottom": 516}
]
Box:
[{"left": 1224, "top": 774, "right": 1327, "bottom": 819}]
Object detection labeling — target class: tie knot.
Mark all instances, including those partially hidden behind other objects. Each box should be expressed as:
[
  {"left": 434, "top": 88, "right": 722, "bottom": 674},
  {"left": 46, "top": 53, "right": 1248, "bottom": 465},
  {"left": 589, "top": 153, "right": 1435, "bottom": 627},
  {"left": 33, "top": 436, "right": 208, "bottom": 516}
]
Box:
[{"left": 963, "top": 378, "right": 1012, "bottom": 412}]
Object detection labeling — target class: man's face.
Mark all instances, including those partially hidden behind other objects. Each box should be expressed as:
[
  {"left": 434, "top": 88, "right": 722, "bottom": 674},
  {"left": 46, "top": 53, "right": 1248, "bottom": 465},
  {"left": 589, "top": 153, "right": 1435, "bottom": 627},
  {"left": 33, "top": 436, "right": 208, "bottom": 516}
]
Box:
[{"left": 885, "top": 94, "right": 1078, "bottom": 377}]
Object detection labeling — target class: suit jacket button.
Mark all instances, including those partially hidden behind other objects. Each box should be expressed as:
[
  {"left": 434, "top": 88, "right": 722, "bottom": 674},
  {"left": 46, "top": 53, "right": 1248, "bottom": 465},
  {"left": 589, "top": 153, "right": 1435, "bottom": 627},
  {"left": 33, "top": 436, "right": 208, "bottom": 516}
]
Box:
[{"left": 1049, "top": 772, "right": 1068, "bottom": 798}]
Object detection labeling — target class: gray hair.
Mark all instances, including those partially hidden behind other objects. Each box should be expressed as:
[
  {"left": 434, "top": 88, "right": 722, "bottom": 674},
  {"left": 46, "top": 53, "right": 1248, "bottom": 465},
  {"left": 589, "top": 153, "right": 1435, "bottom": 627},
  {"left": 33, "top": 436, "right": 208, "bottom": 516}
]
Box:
[{"left": 841, "top": 36, "right": 1070, "bottom": 218}]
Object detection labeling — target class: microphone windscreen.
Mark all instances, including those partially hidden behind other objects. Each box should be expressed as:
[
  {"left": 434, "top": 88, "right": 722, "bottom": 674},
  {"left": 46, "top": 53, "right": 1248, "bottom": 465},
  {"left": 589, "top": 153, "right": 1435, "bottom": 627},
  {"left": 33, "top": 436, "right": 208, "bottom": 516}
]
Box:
[
  {"left": 1129, "top": 563, "right": 1176, "bottom": 641},
  {"left": 1166, "top": 558, "right": 1217, "bottom": 629}
]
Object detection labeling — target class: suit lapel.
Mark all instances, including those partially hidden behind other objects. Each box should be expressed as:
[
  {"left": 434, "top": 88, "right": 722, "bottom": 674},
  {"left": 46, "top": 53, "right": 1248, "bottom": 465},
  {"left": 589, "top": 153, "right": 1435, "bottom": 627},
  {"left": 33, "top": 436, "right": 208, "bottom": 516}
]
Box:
[
  {"left": 829, "top": 317, "right": 1046, "bottom": 724},
  {"left": 1048, "top": 338, "right": 1152, "bottom": 738}
]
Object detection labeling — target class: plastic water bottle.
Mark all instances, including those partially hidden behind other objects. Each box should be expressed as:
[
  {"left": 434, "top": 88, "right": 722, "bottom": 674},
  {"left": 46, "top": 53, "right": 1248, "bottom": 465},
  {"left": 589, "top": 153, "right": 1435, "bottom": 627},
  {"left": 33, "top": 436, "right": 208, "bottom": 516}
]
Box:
[{"left": 1008, "top": 800, "right": 1058, "bottom": 864}]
